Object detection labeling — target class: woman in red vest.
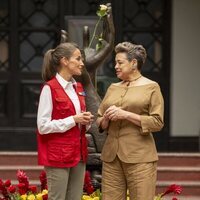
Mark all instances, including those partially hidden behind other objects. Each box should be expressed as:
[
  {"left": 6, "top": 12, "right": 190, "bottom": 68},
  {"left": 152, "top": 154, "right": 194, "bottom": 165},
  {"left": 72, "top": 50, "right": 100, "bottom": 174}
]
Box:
[{"left": 37, "top": 42, "right": 94, "bottom": 200}]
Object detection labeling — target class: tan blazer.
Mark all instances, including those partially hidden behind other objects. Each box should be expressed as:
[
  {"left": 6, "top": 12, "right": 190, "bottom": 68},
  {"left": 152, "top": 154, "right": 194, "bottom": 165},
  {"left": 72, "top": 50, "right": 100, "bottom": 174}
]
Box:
[{"left": 98, "top": 82, "right": 164, "bottom": 163}]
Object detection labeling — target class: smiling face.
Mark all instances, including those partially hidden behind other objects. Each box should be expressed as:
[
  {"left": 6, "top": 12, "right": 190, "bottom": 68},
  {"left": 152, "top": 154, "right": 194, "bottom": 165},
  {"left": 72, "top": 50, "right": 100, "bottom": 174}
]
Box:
[
  {"left": 115, "top": 52, "right": 136, "bottom": 81},
  {"left": 62, "top": 48, "right": 84, "bottom": 77}
]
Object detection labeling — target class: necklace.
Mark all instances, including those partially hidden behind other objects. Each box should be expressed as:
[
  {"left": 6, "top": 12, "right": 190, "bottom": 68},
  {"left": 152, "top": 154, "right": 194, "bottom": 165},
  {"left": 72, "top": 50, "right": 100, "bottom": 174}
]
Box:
[{"left": 123, "top": 74, "right": 142, "bottom": 86}]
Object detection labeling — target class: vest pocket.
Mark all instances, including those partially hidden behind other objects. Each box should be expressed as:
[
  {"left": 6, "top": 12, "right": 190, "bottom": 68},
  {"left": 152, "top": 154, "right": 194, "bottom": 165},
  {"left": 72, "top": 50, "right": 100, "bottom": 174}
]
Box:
[
  {"left": 47, "top": 142, "right": 76, "bottom": 163},
  {"left": 55, "top": 98, "right": 71, "bottom": 115}
]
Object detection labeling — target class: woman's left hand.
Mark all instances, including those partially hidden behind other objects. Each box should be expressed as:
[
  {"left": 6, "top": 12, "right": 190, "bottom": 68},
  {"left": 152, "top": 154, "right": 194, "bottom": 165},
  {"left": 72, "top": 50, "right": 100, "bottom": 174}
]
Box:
[{"left": 104, "top": 105, "right": 127, "bottom": 121}]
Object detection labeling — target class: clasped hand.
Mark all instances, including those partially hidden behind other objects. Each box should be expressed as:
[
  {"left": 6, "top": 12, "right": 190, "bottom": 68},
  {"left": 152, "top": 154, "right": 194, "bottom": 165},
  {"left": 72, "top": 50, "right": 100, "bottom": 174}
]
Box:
[
  {"left": 73, "top": 111, "right": 94, "bottom": 125},
  {"left": 104, "top": 105, "right": 125, "bottom": 121}
]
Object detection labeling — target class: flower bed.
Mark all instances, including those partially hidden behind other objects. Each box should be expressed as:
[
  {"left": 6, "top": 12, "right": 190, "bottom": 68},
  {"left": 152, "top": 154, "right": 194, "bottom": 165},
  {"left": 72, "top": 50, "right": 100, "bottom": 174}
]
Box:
[
  {"left": 0, "top": 170, "right": 47, "bottom": 200},
  {"left": 82, "top": 171, "right": 182, "bottom": 200},
  {"left": 0, "top": 170, "right": 182, "bottom": 200}
]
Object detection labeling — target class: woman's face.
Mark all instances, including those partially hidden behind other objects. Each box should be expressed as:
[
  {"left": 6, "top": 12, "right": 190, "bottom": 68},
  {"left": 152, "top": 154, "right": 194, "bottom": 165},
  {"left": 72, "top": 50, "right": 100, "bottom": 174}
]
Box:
[
  {"left": 115, "top": 52, "right": 134, "bottom": 80},
  {"left": 65, "top": 49, "right": 84, "bottom": 76}
]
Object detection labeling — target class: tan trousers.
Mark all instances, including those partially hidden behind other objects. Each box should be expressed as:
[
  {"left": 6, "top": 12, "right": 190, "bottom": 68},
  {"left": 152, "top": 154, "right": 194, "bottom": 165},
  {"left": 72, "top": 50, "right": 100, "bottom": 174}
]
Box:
[
  {"left": 45, "top": 162, "right": 86, "bottom": 200},
  {"left": 102, "top": 156, "right": 157, "bottom": 200}
]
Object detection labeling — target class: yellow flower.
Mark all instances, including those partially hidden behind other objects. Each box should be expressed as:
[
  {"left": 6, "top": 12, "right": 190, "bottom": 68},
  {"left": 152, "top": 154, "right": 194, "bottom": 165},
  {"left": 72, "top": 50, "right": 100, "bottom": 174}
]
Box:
[
  {"left": 36, "top": 193, "right": 43, "bottom": 200},
  {"left": 90, "top": 192, "right": 98, "bottom": 198},
  {"left": 93, "top": 197, "right": 100, "bottom": 200},
  {"left": 82, "top": 195, "right": 92, "bottom": 200},
  {"left": 82, "top": 193, "right": 100, "bottom": 200},
  {"left": 27, "top": 194, "right": 36, "bottom": 200},
  {"left": 42, "top": 189, "right": 48, "bottom": 194},
  {"left": 21, "top": 194, "right": 27, "bottom": 200}
]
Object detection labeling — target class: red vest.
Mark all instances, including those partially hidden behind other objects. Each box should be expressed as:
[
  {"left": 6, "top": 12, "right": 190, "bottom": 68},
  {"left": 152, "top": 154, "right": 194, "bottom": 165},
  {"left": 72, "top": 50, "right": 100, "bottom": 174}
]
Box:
[{"left": 37, "top": 77, "right": 88, "bottom": 168}]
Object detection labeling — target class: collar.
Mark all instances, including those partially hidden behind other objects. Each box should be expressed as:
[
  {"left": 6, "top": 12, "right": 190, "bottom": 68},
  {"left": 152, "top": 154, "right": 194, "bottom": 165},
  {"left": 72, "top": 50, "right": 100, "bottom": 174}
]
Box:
[{"left": 56, "top": 73, "right": 77, "bottom": 89}]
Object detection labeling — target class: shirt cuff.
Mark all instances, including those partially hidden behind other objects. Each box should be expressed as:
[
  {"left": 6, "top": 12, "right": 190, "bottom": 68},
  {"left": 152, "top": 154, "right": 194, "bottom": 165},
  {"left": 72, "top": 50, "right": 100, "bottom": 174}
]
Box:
[
  {"left": 63, "top": 116, "right": 76, "bottom": 130},
  {"left": 140, "top": 115, "right": 150, "bottom": 135}
]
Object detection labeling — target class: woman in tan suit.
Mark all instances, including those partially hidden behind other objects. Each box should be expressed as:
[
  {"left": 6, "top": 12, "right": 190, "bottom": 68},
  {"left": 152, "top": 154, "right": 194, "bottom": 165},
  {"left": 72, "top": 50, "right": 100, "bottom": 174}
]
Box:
[{"left": 97, "top": 42, "right": 164, "bottom": 200}]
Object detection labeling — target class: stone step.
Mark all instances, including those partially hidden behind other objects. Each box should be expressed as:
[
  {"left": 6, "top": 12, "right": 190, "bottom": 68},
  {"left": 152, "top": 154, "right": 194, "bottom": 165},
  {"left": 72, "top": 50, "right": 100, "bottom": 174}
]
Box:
[
  {"left": 157, "top": 166, "right": 200, "bottom": 181},
  {"left": 1, "top": 165, "right": 199, "bottom": 182},
  {"left": 0, "top": 166, "right": 44, "bottom": 180},
  {"left": 158, "top": 153, "right": 200, "bottom": 167},
  {"left": 1, "top": 152, "right": 200, "bottom": 166},
  {"left": 0, "top": 152, "right": 37, "bottom": 166}
]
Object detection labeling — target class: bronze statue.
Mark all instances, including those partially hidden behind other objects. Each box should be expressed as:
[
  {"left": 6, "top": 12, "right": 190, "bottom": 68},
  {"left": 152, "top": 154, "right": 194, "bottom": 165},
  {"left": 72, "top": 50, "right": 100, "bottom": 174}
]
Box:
[{"left": 60, "top": 3, "right": 115, "bottom": 168}]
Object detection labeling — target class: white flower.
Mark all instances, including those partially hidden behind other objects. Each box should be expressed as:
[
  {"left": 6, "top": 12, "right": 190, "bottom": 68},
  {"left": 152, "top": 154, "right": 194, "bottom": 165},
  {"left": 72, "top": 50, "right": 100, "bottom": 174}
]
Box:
[
  {"left": 99, "top": 4, "right": 108, "bottom": 11},
  {"left": 88, "top": 4, "right": 108, "bottom": 49}
]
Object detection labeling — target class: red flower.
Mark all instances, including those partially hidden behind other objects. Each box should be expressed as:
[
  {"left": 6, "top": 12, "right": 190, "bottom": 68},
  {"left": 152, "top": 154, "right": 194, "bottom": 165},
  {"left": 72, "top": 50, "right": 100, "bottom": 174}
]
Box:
[
  {"left": 17, "top": 170, "right": 28, "bottom": 181},
  {"left": 17, "top": 170, "right": 29, "bottom": 193},
  {"left": 4, "top": 180, "right": 11, "bottom": 187},
  {"left": 18, "top": 183, "right": 26, "bottom": 188},
  {"left": 39, "top": 170, "right": 48, "bottom": 190},
  {"left": 87, "top": 185, "right": 94, "bottom": 194},
  {"left": 83, "top": 171, "right": 94, "bottom": 195},
  {"left": 18, "top": 183, "right": 27, "bottom": 195},
  {"left": 0, "top": 169, "right": 50, "bottom": 199},
  {"left": 0, "top": 179, "right": 4, "bottom": 189},
  {"left": 161, "top": 184, "right": 182, "bottom": 197},
  {"left": 29, "top": 185, "right": 37, "bottom": 193},
  {"left": 8, "top": 185, "right": 16, "bottom": 193},
  {"left": 0, "top": 179, "right": 8, "bottom": 196},
  {"left": 84, "top": 171, "right": 91, "bottom": 183},
  {"left": 42, "top": 194, "right": 48, "bottom": 200}
]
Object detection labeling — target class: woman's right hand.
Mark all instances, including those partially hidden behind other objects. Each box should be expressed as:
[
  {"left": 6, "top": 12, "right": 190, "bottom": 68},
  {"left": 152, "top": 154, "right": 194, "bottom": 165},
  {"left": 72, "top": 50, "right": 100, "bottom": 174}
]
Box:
[{"left": 73, "top": 112, "right": 94, "bottom": 125}]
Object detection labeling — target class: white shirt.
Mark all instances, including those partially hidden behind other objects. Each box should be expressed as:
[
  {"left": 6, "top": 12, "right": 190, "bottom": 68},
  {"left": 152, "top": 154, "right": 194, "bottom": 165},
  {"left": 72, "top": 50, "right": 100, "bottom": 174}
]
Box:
[{"left": 37, "top": 73, "right": 81, "bottom": 134}]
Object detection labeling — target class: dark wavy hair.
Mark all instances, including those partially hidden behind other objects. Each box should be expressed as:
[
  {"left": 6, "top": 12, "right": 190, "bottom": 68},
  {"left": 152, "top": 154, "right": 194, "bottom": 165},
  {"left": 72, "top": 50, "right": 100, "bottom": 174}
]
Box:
[{"left": 115, "top": 41, "right": 147, "bottom": 71}]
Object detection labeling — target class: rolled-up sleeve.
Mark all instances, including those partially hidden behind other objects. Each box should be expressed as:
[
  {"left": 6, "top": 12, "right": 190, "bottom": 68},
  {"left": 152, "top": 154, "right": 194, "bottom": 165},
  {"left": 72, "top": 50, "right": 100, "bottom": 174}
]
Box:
[
  {"left": 37, "top": 85, "right": 76, "bottom": 134},
  {"left": 140, "top": 84, "right": 164, "bottom": 134}
]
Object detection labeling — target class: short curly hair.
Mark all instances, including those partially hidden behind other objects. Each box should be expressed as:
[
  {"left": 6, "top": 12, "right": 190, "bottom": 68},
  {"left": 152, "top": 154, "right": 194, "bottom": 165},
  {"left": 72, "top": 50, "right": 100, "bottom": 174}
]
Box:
[{"left": 115, "top": 41, "right": 147, "bottom": 71}]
